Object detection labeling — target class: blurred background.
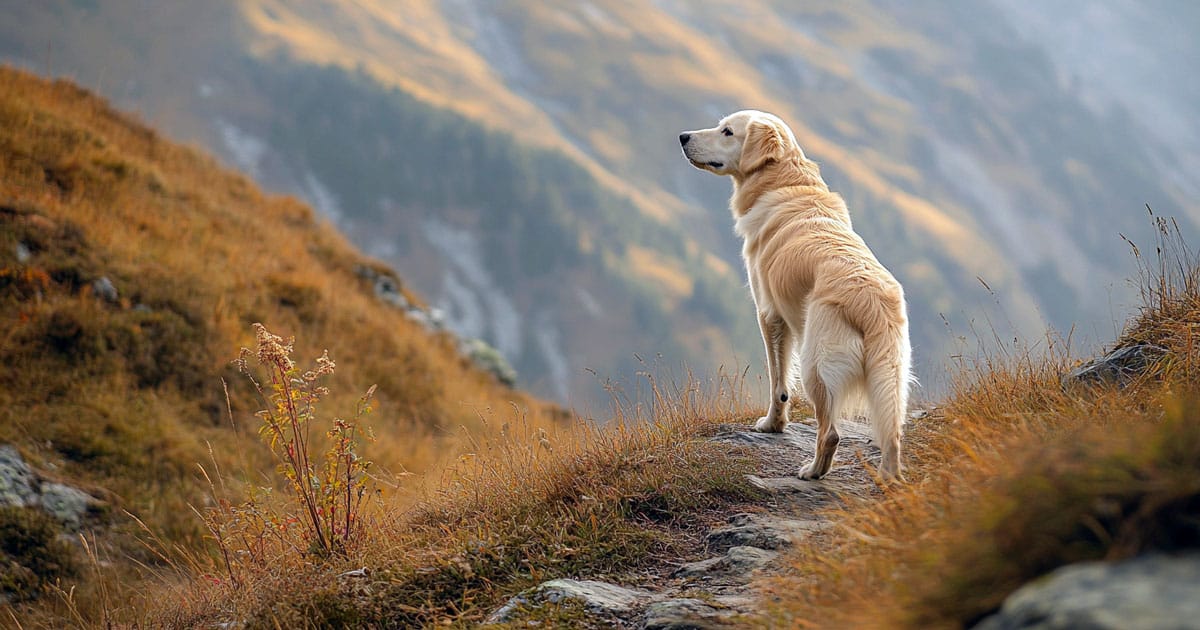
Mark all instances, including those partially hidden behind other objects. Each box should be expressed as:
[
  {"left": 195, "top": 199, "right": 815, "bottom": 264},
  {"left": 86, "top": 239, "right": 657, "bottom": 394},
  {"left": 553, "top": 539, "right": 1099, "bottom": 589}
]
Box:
[{"left": 4, "top": 0, "right": 1196, "bottom": 409}]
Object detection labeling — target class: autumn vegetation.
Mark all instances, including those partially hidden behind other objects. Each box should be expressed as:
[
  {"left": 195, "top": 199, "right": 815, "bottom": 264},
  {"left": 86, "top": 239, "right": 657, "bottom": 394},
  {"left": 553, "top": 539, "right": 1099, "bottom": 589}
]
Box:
[{"left": 3, "top": 67, "right": 1198, "bottom": 629}]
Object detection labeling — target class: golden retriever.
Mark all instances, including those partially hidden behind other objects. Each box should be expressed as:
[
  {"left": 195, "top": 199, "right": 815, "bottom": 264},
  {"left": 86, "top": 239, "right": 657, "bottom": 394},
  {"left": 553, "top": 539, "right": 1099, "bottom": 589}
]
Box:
[{"left": 680, "top": 110, "right": 912, "bottom": 481}]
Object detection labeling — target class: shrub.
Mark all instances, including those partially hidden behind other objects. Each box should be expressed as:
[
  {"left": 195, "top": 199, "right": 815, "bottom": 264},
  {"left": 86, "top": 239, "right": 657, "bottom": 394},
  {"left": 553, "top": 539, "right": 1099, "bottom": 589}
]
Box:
[{"left": 204, "top": 323, "right": 377, "bottom": 574}]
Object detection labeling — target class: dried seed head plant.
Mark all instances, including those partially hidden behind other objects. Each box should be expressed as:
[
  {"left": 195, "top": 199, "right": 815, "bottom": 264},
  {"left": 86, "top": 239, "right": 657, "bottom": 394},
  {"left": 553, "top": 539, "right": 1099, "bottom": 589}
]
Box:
[{"left": 210, "top": 323, "right": 377, "bottom": 570}]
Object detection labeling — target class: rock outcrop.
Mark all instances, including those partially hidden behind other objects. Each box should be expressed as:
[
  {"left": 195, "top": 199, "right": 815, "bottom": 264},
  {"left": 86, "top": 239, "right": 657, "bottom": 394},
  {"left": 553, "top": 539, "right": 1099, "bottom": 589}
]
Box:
[
  {"left": 976, "top": 553, "right": 1200, "bottom": 630},
  {"left": 1062, "top": 343, "right": 1166, "bottom": 388},
  {"left": 0, "top": 445, "right": 100, "bottom": 530}
]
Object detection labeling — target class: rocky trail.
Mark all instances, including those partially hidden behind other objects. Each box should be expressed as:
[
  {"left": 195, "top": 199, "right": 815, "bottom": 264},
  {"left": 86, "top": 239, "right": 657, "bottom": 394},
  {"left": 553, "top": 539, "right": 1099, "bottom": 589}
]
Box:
[{"left": 485, "top": 419, "right": 888, "bottom": 628}]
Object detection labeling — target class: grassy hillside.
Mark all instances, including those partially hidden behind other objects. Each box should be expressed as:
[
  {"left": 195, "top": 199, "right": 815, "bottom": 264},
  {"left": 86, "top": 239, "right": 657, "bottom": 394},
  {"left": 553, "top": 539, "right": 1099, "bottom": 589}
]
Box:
[
  {"left": 0, "top": 67, "right": 560, "bottom": 613},
  {"left": 108, "top": 220, "right": 1200, "bottom": 630}
]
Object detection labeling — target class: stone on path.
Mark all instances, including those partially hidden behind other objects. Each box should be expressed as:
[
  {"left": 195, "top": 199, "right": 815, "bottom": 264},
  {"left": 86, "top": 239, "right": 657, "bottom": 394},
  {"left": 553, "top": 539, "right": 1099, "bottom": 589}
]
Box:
[
  {"left": 706, "top": 513, "right": 828, "bottom": 552},
  {"left": 485, "top": 578, "right": 653, "bottom": 624},
  {"left": 642, "top": 598, "right": 734, "bottom": 629},
  {"left": 673, "top": 546, "right": 777, "bottom": 580}
]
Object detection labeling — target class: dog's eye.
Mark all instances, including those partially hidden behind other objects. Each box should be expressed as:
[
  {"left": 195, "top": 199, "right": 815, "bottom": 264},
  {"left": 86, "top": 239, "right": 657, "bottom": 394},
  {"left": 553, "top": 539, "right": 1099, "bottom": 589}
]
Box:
[{"left": 722, "top": 127, "right": 734, "bottom": 136}]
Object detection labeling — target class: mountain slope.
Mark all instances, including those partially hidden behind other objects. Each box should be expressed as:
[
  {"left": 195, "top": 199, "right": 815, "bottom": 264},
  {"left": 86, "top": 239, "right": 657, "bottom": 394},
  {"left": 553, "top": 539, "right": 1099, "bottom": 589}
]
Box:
[
  {"left": 0, "top": 0, "right": 759, "bottom": 407},
  {"left": 3, "top": 1, "right": 1195, "bottom": 403},
  {"left": 234, "top": 0, "right": 1198, "bottom": 368},
  {"left": 0, "top": 67, "right": 558, "bottom": 603}
]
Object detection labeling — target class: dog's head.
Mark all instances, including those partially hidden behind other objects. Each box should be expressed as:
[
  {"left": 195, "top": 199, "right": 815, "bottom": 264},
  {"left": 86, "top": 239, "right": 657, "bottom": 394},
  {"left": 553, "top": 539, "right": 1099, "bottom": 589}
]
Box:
[{"left": 679, "top": 110, "right": 798, "bottom": 179}]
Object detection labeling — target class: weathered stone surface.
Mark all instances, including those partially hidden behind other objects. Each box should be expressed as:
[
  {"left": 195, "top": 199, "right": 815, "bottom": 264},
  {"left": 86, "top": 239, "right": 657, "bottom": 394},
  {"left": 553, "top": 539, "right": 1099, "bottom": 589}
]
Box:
[
  {"left": 975, "top": 553, "right": 1200, "bottom": 630},
  {"left": 706, "top": 513, "right": 825, "bottom": 552},
  {"left": 0, "top": 445, "right": 37, "bottom": 508},
  {"left": 744, "top": 474, "right": 858, "bottom": 497},
  {"left": 1062, "top": 343, "right": 1166, "bottom": 388},
  {"left": 39, "top": 482, "right": 95, "bottom": 530},
  {"left": 0, "top": 445, "right": 98, "bottom": 529},
  {"left": 712, "top": 422, "right": 820, "bottom": 449},
  {"left": 642, "top": 598, "right": 732, "bottom": 629},
  {"left": 92, "top": 276, "right": 118, "bottom": 302},
  {"left": 673, "top": 546, "right": 777, "bottom": 580},
  {"left": 485, "top": 578, "right": 653, "bottom": 624}
]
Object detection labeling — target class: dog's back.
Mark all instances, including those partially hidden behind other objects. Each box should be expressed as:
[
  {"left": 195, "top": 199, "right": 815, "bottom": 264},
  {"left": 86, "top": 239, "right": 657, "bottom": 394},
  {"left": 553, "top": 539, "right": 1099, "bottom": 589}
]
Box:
[{"left": 742, "top": 185, "right": 911, "bottom": 478}]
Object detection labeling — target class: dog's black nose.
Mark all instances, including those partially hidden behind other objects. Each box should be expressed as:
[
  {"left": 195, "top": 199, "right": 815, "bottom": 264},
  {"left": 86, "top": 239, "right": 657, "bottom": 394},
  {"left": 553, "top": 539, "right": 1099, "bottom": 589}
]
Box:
[{"left": 679, "top": 133, "right": 691, "bottom": 147}]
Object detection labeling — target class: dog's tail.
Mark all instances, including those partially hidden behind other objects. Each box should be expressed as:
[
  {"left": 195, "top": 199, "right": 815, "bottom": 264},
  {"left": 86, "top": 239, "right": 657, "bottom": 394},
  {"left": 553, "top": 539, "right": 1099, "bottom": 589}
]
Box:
[{"left": 863, "top": 322, "right": 913, "bottom": 480}]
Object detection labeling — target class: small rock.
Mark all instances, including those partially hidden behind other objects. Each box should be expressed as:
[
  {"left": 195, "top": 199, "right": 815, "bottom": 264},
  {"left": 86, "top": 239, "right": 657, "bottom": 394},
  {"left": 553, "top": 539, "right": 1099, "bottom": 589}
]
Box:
[
  {"left": 975, "top": 553, "right": 1200, "bottom": 630},
  {"left": 462, "top": 338, "right": 518, "bottom": 387},
  {"left": 642, "top": 598, "right": 732, "bottom": 629},
  {"left": 427, "top": 307, "right": 447, "bottom": 329},
  {"left": 38, "top": 482, "right": 95, "bottom": 530},
  {"left": 706, "top": 514, "right": 826, "bottom": 552},
  {"left": 744, "top": 474, "right": 857, "bottom": 497},
  {"left": 1062, "top": 344, "right": 1166, "bottom": 388},
  {"left": 92, "top": 276, "right": 118, "bottom": 302},
  {"left": 485, "top": 579, "right": 653, "bottom": 624},
  {"left": 0, "top": 445, "right": 98, "bottom": 529},
  {"left": 673, "top": 546, "right": 777, "bottom": 579},
  {"left": 909, "top": 408, "right": 932, "bottom": 421},
  {"left": 355, "top": 264, "right": 410, "bottom": 309},
  {"left": 15, "top": 241, "right": 31, "bottom": 263},
  {"left": 374, "top": 276, "right": 408, "bottom": 309},
  {"left": 0, "top": 445, "right": 37, "bottom": 508}
]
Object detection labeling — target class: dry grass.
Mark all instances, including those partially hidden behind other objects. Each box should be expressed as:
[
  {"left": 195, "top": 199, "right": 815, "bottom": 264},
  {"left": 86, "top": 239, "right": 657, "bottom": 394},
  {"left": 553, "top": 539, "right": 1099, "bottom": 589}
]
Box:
[
  {"left": 763, "top": 216, "right": 1200, "bottom": 629},
  {"left": 136, "top": 367, "right": 760, "bottom": 628},
  {"left": 0, "top": 67, "right": 560, "bottom": 623}
]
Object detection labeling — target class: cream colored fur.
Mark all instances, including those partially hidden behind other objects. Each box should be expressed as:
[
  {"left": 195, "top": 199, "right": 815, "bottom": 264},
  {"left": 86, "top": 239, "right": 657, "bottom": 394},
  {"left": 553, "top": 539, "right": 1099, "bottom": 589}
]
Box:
[{"left": 680, "top": 110, "right": 912, "bottom": 481}]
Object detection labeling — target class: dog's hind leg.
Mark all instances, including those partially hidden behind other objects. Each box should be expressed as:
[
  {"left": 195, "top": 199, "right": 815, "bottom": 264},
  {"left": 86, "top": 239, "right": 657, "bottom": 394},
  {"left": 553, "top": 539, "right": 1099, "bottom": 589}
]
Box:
[
  {"left": 753, "top": 312, "right": 793, "bottom": 433},
  {"left": 798, "top": 370, "right": 839, "bottom": 480},
  {"left": 797, "top": 303, "right": 864, "bottom": 480}
]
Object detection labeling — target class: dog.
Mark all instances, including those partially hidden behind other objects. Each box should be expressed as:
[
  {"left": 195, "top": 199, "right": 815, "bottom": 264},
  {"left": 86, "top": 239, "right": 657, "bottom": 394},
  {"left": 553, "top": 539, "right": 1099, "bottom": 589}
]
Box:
[{"left": 680, "top": 110, "right": 912, "bottom": 481}]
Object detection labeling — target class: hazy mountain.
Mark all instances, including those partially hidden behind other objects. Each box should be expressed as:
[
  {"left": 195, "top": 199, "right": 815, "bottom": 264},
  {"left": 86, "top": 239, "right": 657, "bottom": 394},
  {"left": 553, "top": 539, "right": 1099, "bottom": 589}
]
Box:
[{"left": 4, "top": 0, "right": 1196, "bottom": 404}]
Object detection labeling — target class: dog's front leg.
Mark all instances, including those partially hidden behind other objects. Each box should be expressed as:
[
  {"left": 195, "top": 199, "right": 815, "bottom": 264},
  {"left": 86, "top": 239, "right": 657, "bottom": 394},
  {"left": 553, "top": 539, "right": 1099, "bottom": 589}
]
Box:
[{"left": 754, "top": 311, "right": 792, "bottom": 433}]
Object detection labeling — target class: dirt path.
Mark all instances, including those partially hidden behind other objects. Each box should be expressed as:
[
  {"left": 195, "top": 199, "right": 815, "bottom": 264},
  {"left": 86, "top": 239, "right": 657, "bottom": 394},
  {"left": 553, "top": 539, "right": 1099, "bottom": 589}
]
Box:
[{"left": 485, "top": 419, "right": 885, "bottom": 628}]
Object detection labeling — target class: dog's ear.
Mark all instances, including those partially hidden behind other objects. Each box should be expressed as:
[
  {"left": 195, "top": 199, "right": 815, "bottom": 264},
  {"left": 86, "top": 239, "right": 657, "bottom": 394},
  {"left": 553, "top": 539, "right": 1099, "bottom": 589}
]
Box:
[{"left": 740, "top": 119, "right": 786, "bottom": 174}]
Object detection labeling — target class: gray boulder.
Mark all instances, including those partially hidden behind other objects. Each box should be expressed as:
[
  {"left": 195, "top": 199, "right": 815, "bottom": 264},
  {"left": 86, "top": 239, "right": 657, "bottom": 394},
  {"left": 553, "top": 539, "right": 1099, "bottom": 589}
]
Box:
[
  {"left": 485, "top": 578, "right": 653, "bottom": 624},
  {"left": 642, "top": 598, "right": 733, "bottom": 629},
  {"left": 1062, "top": 344, "right": 1166, "bottom": 388},
  {"left": 706, "top": 513, "right": 825, "bottom": 552},
  {"left": 673, "top": 546, "right": 777, "bottom": 580},
  {"left": 461, "top": 338, "right": 518, "bottom": 387},
  {"left": 38, "top": 482, "right": 95, "bottom": 530},
  {"left": 0, "top": 445, "right": 98, "bottom": 530},
  {"left": 92, "top": 276, "right": 118, "bottom": 302},
  {"left": 975, "top": 553, "right": 1200, "bottom": 630},
  {"left": 0, "top": 445, "right": 37, "bottom": 508}
]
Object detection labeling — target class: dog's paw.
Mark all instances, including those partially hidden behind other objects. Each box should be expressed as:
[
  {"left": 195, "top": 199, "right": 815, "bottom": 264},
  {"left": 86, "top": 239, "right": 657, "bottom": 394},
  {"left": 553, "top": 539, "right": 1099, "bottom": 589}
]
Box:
[
  {"left": 877, "top": 465, "right": 905, "bottom": 485},
  {"left": 753, "top": 415, "right": 786, "bottom": 433},
  {"left": 797, "top": 462, "right": 823, "bottom": 480}
]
